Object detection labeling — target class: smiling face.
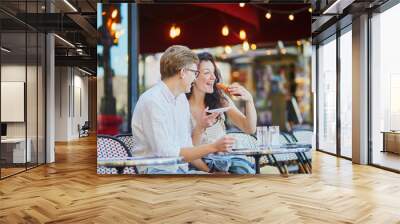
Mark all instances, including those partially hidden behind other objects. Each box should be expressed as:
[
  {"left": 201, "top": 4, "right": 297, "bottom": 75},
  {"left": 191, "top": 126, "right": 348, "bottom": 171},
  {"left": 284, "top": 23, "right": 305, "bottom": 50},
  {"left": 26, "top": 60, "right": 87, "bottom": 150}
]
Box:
[{"left": 193, "top": 60, "right": 217, "bottom": 94}]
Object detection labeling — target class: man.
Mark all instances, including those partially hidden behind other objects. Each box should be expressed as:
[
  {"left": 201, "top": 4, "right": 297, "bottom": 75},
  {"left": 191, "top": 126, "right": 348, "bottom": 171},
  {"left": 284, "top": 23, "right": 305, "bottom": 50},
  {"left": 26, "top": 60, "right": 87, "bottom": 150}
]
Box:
[{"left": 131, "top": 45, "right": 235, "bottom": 174}]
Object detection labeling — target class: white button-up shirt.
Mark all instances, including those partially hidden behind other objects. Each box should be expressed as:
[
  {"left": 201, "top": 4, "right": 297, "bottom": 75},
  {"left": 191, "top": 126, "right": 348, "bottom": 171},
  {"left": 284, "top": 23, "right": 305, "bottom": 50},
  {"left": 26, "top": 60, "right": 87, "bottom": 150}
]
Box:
[{"left": 131, "top": 81, "right": 193, "bottom": 160}]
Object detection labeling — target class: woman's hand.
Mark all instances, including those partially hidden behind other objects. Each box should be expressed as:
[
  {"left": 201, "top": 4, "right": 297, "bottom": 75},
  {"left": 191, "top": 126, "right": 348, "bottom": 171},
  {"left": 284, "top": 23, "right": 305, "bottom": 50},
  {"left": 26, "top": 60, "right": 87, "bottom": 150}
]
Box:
[
  {"left": 195, "top": 107, "right": 220, "bottom": 130},
  {"left": 227, "top": 83, "right": 253, "bottom": 102}
]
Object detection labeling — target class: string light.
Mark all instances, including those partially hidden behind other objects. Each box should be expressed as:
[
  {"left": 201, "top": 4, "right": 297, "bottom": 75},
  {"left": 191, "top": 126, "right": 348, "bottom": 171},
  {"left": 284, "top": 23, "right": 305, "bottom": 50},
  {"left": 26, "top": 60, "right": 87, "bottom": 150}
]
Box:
[
  {"left": 281, "top": 48, "right": 287, "bottom": 54},
  {"left": 239, "top": 3, "right": 245, "bottom": 7},
  {"left": 221, "top": 25, "right": 229, "bottom": 36},
  {"left": 210, "top": 9, "right": 308, "bottom": 44},
  {"left": 239, "top": 30, "right": 246, "bottom": 40},
  {"left": 224, "top": 45, "right": 232, "bottom": 54},
  {"left": 169, "top": 25, "right": 181, "bottom": 39},
  {"left": 242, "top": 41, "right": 249, "bottom": 51},
  {"left": 265, "top": 11, "right": 272, "bottom": 20},
  {"left": 266, "top": 50, "right": 272, "bottom": 55}
]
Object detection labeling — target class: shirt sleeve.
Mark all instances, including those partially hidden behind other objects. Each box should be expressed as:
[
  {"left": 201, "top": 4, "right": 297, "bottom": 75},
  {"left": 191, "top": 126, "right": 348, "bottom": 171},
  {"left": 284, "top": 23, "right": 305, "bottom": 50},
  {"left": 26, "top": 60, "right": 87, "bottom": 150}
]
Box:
[
  {"left": 141, "top": 100, "right": 181, "bottom": 157},
  {"left": 183, "top": 97, "right": 193, "bottom": 148},
  {"left": 185, "top": 118, "right": 194, "bottom": 148}
]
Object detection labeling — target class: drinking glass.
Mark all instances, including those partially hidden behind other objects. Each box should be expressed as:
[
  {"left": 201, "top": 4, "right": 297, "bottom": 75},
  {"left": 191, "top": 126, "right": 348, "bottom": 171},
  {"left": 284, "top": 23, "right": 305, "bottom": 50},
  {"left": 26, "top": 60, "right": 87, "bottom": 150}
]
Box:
[
  {"left": 269, "top": 126, "right": 280, "bottom": 147},
  {"left": 256, "top": 126, "right": 269, "bottom": 148}
]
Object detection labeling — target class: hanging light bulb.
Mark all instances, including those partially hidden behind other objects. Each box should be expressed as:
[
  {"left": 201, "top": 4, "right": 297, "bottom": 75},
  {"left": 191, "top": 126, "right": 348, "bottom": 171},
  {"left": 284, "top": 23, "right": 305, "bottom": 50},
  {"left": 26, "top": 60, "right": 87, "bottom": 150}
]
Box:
[
  {"left": 281, "top": 48, "right": 287, "bottom": 54},
  {"left": 266, "top": 50, "right": 272, "bottom": 55},
  {"left": 239, "top": 3, "right": 245, "bottom": 7},
  {"left": 265, "top": 11, "right": 272, "bottom": 20},
  {"left": 170, "top": 25, "right": 176, "bottom": 38},
  {"left": 169, "top": 25, "right": 180, "bottom": 39},
  {"left": 221, "top": 25, "right": 229, "bottom": 36},
  {"left": 175, "top": 26, "right": 181, "bottom": 36},
  {"left": 288, "top": 14, "right": 294, "bottom": 21},
  {"left": 239, "top": 30, "right": 246, "bottom": 40},
  {"left": 242, "top": 41, "right": 249, "bottom": 51},
  {"left": 111, "top": 9, "right": 118, "bottom": 19},
  {"left": 224, "top": 45, "right": 232, "bottom": 54},
  {"left": 296, "top": 40, "right": 302, "bottom": 46},
  {"left": 250, "top": 43, "right": 257, "bottom": 50},
  {"left": 308, "top": 7, "right": 313, "bottom": 13}
]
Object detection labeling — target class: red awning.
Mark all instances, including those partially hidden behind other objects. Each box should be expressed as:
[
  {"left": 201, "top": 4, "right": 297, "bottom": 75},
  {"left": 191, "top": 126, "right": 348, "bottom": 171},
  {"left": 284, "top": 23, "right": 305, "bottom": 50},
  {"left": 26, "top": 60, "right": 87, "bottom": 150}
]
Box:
[
  {"left": 191, "top": 3, "right": 260, "bottom": 30},
  {"left": 138, "top": 3, "right": 310, "bottom": 54}
]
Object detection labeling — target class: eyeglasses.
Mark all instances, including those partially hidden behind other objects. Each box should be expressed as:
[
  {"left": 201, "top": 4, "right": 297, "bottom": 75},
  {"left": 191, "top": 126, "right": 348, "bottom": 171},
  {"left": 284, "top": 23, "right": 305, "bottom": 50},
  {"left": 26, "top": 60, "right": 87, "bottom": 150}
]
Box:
[{"left": 185, "top": 68, "right": 200, "bottom": 78}]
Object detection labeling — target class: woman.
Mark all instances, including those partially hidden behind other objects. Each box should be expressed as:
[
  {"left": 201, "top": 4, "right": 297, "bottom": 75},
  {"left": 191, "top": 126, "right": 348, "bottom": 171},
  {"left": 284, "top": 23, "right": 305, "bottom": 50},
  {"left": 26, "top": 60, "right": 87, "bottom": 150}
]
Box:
[{"left": 187, "top": 52, "right": 257, "bottom": 174}]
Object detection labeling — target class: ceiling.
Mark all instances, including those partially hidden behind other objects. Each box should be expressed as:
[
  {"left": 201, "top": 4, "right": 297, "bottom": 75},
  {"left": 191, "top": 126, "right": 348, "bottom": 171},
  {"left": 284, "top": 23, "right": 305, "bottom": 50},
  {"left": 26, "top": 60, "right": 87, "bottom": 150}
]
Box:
[
  {"left": 311, "top": 0, "right": 389, "bottom": 43},
  {"left": 0, "top": 0, "right": 97, "bottom": 74}
]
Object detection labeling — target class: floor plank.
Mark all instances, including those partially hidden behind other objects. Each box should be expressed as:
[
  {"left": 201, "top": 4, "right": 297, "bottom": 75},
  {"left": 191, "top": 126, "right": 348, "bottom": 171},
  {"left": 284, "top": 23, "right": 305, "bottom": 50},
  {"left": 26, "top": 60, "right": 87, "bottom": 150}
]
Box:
[{"left": 0, "top": 135, "right": 400, "bottom": 223}]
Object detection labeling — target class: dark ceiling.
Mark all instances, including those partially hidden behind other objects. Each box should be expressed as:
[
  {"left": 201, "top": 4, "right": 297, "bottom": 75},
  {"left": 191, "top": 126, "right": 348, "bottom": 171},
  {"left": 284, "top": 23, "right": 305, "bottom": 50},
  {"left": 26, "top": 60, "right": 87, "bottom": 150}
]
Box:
[{"left": 0, "top": 0, "right": 97, "bottom": 74}]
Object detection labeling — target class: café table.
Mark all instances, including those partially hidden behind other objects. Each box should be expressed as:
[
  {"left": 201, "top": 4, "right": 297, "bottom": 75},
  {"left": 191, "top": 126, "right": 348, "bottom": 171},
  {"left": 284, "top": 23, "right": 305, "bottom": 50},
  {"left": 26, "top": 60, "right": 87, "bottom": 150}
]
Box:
[
  {"left": 228, "top": 144, "right": 312, "bottom": 174},
  {"left": 97, "top": 156, "right": 185, "bottom": 174},
  {"left": 97, "top": 144, "right": 312, "bottom": 175}
]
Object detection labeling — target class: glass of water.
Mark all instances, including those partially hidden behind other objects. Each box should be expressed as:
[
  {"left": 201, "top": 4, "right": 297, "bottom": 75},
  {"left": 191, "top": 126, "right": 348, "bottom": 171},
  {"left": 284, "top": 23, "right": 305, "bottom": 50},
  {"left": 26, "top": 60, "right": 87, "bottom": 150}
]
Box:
[
  {"left": 269, "top": 126, "right": 280, "bottom": 147},
  {"left": 256, "top": 126, "right": 269, "bottom": 148}
]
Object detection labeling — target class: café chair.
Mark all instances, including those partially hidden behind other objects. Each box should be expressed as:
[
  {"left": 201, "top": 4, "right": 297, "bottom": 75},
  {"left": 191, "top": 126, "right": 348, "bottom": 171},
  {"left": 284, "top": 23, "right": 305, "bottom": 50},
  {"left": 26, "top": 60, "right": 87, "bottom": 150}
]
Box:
[
  {"left": 271, "top": 132, "right": 302, "bottom": 174},
  {"left": 115, "top": 133, "right": 136, "bottom": 155},
  {"left": 292, "top": 129, "right": 313, "bottom": 161},
  {"left": 78, "top": 121, "right": 90, "bottom": 138},
  {"left": 97, "top": 135, "right": 138, "bottom": 174}
]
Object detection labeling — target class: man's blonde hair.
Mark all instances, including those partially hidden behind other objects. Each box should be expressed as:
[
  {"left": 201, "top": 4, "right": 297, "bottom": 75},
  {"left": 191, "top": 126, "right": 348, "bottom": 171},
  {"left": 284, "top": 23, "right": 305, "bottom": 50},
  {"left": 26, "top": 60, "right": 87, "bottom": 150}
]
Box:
[{"left": 160, "top": 45, "right": 199, "bottom": 80}]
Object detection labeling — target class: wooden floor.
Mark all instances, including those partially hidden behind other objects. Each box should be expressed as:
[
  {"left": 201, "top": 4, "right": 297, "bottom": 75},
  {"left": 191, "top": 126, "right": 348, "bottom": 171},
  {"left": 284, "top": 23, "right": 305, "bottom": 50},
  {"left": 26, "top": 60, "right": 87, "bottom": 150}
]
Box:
[
  {"left": 1, "top": 136, "right": 400, "bottom": 223},
  {"left": 0, "top": 167, "right": 26, "bottom": 178},
  {"left": 1, "top": 163, "right": 45, "bottom": 178}
]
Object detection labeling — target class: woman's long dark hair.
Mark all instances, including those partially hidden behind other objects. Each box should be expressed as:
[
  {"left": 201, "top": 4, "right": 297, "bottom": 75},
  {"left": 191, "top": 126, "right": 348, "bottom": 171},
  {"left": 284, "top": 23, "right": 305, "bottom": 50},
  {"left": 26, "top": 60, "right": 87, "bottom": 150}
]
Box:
[{"left": 186, "top": 52, "right": 227, "bottom": 110}]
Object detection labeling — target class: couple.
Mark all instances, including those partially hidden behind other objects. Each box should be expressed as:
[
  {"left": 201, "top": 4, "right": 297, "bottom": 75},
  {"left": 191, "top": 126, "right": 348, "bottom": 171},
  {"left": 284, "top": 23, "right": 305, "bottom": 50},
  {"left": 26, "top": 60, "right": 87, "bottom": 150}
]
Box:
[{"left": 131, "top": 45, "right": 257, "bottom": 174}]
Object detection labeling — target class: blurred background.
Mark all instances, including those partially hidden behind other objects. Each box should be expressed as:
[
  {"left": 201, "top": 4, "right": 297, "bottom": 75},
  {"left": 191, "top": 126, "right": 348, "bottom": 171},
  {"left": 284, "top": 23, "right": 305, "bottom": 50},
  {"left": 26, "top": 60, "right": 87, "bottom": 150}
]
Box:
[{"left": 97, "top": 3, "right": 312, "bottom": 135}]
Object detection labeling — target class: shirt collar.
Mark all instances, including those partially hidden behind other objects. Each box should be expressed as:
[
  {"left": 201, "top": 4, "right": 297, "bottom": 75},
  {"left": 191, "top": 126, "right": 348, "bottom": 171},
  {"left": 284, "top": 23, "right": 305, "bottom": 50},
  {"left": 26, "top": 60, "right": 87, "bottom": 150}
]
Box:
[{"left": 160, "top": 81, "right": 178, "bottom": 104}]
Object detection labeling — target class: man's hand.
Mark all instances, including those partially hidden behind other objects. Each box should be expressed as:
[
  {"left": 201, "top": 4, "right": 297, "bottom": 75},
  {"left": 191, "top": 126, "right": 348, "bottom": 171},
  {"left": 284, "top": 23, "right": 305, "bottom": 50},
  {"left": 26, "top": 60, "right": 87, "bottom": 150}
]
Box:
[{"left": 212, "top": 135, "right": 236, "bottom": 153}]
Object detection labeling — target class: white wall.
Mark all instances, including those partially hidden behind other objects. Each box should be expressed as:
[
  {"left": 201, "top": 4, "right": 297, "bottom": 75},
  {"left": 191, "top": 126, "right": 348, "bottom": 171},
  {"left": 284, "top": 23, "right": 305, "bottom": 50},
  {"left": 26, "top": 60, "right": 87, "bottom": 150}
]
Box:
[
  {"left": 1, "top": 63, "right": 46, "bottom": 163},
  {"left": 1, "top": 65, "right": 30, "bottom": 137},
  {"left": 55, "top": 67, "right": 89, "bottom": 141},
  {"left": 55, "top": 66, "right": 68, "bottom": 141},
  {"left": 71, "top": 71, "right": 89, "bottom": 138}
]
